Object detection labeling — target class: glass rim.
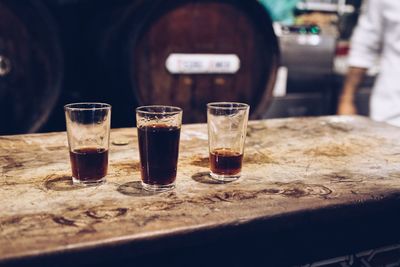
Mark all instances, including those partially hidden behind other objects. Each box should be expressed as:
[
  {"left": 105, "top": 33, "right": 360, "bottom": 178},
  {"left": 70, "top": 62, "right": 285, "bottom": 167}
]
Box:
[
  {"left": 136, "top": 105, "right": 182, "bottom": 115},
  {"left": 207, "top": 102, "right": 249, "bottom": 110},
  {"left": 64, "top": 102, "right": 111, "bottom": 111}
]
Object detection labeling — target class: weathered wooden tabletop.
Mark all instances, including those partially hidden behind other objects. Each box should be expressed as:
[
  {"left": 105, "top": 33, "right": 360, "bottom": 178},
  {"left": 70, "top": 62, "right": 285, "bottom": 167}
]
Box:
[{"left": 2, "top": 116, "right": 400, "bottom": 266}]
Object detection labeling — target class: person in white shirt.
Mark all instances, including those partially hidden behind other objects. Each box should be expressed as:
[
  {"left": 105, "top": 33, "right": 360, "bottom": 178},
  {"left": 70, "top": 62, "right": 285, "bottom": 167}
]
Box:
[{"left": 337, "top": 0, "right": 400, "bottom": 127}]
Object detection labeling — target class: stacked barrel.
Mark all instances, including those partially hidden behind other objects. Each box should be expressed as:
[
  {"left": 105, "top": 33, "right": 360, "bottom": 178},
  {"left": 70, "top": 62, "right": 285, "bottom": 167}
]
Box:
[
  {"left": 0, "top": 0, "right": 62, "bottom": 134},
  {"left": 0, "top": 0, "right": 279, "bottom": 134}
]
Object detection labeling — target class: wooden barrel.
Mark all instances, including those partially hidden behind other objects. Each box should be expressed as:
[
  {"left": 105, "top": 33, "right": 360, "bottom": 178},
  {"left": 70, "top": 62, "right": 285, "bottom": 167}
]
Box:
[
  {"left": 94, "top": 0, "right": 279, "bottom": 124},
  {"left": 0, "top": 0, "right": 63, "bottom": 135}
]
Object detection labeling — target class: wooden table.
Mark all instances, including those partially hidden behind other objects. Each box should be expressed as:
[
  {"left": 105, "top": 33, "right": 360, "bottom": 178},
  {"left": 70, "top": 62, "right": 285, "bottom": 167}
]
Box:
[{"left": 1, "top": 116, "right": 400, "bottom": 266}]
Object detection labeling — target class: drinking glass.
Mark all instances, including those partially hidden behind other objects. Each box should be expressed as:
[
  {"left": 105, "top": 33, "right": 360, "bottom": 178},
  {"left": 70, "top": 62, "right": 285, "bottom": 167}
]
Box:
[
  {"left": 207, "top": 102, "right": 250, "bottom": 181},
  {"left": 136, "top": 105, "right": 183, "bottom": 192},
  {"left": 65, "top": 103, "right": 111, "bottom": 186}
]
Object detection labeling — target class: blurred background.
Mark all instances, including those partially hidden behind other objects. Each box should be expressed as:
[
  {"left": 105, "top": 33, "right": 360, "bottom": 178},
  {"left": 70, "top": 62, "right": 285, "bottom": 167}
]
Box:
[{"left": 0, "top": 0, "right": 367, "bottom": 135}]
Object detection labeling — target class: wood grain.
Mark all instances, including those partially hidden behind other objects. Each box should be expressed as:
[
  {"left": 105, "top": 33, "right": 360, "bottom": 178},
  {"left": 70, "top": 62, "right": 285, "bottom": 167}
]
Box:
[{"left": 1, "top": 116, "right": 400, "bottom": 265}]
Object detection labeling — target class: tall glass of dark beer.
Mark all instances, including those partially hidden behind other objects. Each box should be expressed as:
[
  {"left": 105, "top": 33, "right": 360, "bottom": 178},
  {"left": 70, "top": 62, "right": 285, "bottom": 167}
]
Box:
[{"left": 136, "top": 105, "right": 182, "bottom": 192}]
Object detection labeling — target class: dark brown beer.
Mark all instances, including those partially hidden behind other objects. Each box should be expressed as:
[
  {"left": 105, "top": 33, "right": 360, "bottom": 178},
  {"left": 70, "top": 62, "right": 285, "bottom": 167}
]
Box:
[
  {"left": 138, "top": 124, "right": 180, "bottom": 185},
  {"left": 69, "top": 147, "right": 108, "bottom": 181},
  {"left": 210, "top": 148, "right": 243, "bottom": 175}
]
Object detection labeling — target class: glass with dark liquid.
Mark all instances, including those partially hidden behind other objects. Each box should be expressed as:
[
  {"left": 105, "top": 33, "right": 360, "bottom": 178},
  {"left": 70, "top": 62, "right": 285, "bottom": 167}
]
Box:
[
  {"left": 207, "top": 102, "right": 249, "bottom": 181},
  {"left": 65, "top": 103, "right": 111, "bottom": 186},
  {"left": 136, "top": 106, "right": 182, "bottom": 192}
]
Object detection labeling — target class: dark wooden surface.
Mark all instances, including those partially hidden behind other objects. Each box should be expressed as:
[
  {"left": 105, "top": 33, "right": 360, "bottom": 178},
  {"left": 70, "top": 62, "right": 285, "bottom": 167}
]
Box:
[{"left": 1, "top": 116, "right": 400, "bottom": 266}]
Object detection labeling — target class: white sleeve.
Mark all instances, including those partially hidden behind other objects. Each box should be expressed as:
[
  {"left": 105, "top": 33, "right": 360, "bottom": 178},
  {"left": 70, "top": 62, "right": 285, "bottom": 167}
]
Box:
[{"left": 348, "top": 0, "right": 383, "bottom": 68}]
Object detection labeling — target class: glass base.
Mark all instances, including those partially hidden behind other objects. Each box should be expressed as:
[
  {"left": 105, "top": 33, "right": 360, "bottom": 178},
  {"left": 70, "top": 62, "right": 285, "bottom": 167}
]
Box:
[
  {"left": 141, "top": 181, "right": 175, "bottom": 192},
  {"left": 210, "top": 172, "right": 241, "bottom": 182},
  {"left": 72, "top": 176, "right": 106, "bottom": 186}
]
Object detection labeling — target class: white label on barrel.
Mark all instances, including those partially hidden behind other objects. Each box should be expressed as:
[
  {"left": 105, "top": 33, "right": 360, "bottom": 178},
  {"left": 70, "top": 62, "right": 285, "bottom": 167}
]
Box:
[
  {"left": 166, "top": 54, "right": 240, "bottom": 74},
  {"left": 273, "top": 67, "right": 288, "bottom": 97}
]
